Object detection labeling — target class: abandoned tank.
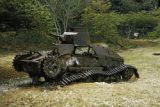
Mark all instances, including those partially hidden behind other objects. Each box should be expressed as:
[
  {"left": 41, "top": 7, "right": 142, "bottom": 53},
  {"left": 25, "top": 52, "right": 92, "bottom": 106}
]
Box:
[{"left": 13, "top": 28, "right": 139, "bottom": 86}]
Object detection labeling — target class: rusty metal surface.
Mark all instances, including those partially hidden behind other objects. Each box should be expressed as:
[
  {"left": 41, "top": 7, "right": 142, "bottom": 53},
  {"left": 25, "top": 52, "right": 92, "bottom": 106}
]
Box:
[{"left": 57, "top": 44, "right": 74, "bottom": 55}]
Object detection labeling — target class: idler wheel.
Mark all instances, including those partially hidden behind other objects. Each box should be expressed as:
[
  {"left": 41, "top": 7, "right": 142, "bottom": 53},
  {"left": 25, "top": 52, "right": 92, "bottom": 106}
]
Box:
[{"left": 121, "top": 68, "right": 134, "bottom": 81}]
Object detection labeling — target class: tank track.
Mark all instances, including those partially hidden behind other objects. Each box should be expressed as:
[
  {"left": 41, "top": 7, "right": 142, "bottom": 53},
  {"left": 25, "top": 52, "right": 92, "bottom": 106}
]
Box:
[
  {"left": 13, "top": 53, "right": 139, "bottom": 86},
  {"left": 59, "top": 64, "right": 139, "bottom": 86}
]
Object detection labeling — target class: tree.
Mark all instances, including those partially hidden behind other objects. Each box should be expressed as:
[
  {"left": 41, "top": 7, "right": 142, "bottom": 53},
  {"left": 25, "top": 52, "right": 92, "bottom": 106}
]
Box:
[
  {"left": 43, "top": 0, "right": 83, "bottom": 35},
  {"left": 0, "top": 0, "right": 56, "bottom": 50},
  {"left": 0, "top": 0, "right": 53, "bottom": 33},
  {"left": 82, "top": 0, "right": 125, "bottom": 46}
]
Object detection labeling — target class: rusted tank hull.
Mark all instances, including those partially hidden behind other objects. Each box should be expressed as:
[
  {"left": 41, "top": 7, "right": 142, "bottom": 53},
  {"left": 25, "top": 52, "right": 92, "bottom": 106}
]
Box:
[{"left": 13, "top": 30, "right": 139, "bottom": 86}]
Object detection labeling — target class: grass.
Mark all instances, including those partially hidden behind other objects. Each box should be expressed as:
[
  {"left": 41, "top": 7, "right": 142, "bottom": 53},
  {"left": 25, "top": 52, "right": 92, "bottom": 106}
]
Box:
[
  {"left": 0, "top": 39, "right": 160, "bottom": 107},
  {"left": 0, "top": 53, "right": 26, "bottom": 81},
  {"left": 128, "top": 39, "right": 158, "bottom": 47}
]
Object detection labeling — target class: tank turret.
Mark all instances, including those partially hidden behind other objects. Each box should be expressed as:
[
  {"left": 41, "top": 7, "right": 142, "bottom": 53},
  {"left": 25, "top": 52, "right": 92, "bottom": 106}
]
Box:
[{"left": 58, "top": 30, "right": 90, "bottom": 46}]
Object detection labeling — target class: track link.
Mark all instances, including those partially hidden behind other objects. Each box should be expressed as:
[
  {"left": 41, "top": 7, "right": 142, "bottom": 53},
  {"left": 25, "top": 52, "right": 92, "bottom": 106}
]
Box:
[{"left": 59, "top": 64, "right": 139, "bottom": 86}]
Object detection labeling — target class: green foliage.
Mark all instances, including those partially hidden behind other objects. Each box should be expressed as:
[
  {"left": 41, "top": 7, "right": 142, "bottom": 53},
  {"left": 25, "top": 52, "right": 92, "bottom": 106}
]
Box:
[
  {"left": 0, "top": 0, "right": 54, "bottom": 33},
  {"left": 110, "top": 0, "right": 159, "bottom": 13},
  {"left": 0, "top": 0, "right": 56, "bottom": 51},
  {"left": 0, "top": 0, "right": 160, "bottom": 50},
  {"left": 82, "top": 0, "right": 160, "bottom": 47},
  {"left": 145, "top": 9, "right": 160, "bottom": 38},
  {"left": 147, "top": 25, "right": 160, "bottom": 38},
  {"left": 118, "top": 13, "right": 158, "bottom": 38},
  {"left": 82, "top": 0, "right": 125, "bottom": 47}
]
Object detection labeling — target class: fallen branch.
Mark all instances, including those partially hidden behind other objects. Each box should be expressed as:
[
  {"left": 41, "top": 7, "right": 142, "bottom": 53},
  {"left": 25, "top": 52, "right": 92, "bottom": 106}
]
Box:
[{"left": 153, "top": 53, "right": 160, "bottom": 56}]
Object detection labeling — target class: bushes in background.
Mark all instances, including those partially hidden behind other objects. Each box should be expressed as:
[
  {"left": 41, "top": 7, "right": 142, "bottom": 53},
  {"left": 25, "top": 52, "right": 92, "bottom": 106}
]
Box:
[
  {"left": 0, "top": 30, "right": 54, "bottom": 51},
  {"left": 0, "top": 0, "right": 160, "bottom": 51}
]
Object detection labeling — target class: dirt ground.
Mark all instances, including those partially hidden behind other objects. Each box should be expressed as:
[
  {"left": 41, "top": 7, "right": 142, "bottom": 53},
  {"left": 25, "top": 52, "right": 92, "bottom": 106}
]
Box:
[{"left": 0, "top": 42, "right": 160, "bottom": 107}]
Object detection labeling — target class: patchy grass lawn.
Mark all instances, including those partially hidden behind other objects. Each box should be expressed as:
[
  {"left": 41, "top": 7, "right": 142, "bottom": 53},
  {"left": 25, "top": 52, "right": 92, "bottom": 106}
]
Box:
[{"left": 0, "top": 40, "right": 160, "bottom": 107}]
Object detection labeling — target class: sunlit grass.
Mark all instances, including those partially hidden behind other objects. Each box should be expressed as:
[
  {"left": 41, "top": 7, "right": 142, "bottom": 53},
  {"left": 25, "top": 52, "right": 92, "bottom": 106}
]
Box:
[{"left": 0, "top": 53, "right": 26, "bottom": 80}]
